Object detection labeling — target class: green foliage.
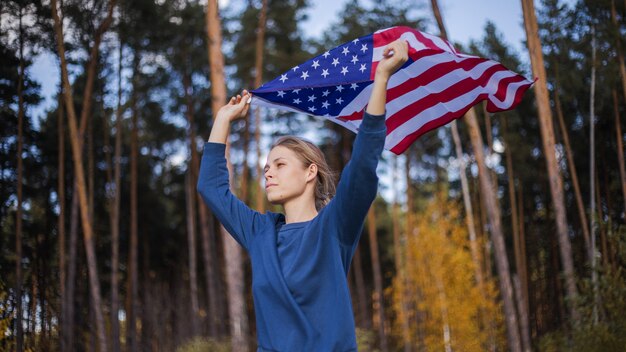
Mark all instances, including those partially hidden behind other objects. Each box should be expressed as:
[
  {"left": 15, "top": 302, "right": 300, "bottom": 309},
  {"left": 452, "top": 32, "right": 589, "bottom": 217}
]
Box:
[{"left": 539, "top": 225, "right": 626, "bottom": 351}]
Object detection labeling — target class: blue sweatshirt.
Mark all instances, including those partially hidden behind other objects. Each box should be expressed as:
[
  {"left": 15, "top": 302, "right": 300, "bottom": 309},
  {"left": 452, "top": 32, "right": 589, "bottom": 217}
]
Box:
[{"left": 197, "top": 112, "right": 386, "bottom": 352}]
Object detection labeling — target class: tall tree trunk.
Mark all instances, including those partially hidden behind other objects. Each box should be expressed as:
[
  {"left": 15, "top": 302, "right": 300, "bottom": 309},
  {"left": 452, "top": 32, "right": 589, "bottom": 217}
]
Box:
[
  {"left": 57, "top": 82, "right": 68, "bottom": 352},
  {"left": 430, "top": 0, "right": 485, "bottom": 290},
  {"left": 206, "top": 1, "right": 249, "bottom": 349},
  {"left": 15, "top": 8, "right": 25, "bottom": 349},
  {"left": 589, "top": 26, "right": 599, "bottom": 324},
  {"left": 367, "top": 208, "right": 388, "bottom": 351},
  {"left": 183, "top": 71, "right": 200, "bottom": 336},
  {"left": 254, "top": 0, "right": 268, "bottom": 213},
  {"left": 391, "top": 156, "right": 411, "bottom": 352},
  {"left": 503, "top": 120, "right": 531, "bottom": 352},
  {"left": 66, "top": 184, "right": 78, "bottom": 350},
  {"left": 553, "top": 81, "right": 591, "bottom": 253},
  {"left": 466, "top": 108, "right": 522, "bottom": 352},
  {"left": 612, "top": 0, "right": 626, "bottom": 105},
  {"left": 109, "top": 33, "right": 124, "bottom": 352},
  {"left": 128, "top": 54, "right": 140, "bottom": 352},
  {"left": 50, "top": 0, "right": 110, "bottom": 350},
  {"left": 431, "top": 1, "right": 520, "bottom": 350},
  {"left": 352, "top": 246, "right": 370, "bottom": 330},
  {"left": 612, "top": 89, "right": 626, "bottom": 219},
  {"left": 521, "top": 0, "right": 578, "bottom": 321}
]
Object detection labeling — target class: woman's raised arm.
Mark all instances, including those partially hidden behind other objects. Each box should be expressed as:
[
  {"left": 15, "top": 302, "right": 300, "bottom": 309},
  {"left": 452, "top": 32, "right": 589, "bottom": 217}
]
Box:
[{"left": 208, "top": 90, "right": 251, "bottom": 144}]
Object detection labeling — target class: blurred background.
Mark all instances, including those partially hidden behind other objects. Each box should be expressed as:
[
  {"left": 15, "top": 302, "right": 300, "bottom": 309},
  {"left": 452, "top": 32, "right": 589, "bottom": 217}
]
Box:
[{"left": 1, "top": 0, "right": 625, "bottom": 351}]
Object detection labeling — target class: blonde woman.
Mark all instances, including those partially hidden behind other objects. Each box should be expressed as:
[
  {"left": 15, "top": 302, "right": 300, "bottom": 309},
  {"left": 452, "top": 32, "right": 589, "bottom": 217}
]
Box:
[{"left": 198, "top": 39, "right": 408, "bottom": 352}]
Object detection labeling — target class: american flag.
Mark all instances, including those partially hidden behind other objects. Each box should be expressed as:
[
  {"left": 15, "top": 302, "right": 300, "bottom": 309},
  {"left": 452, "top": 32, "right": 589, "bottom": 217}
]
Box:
[{"left": 250, "top": 26, "right": 534, "bottom": 155}]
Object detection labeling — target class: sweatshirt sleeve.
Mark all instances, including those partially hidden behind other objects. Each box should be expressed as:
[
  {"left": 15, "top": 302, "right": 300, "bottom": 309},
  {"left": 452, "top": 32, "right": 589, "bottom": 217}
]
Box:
[
  {"left": 197, "top": 142, "right": 263, "bottom": 251},
  {"left": 327, "top": 112, "right": 386, "bottom": 247}
]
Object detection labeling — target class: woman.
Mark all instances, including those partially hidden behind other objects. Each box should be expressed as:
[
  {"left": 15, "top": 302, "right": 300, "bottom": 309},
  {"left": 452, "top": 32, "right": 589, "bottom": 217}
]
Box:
[{"left": 198, "top": 39, "right": 408, "bottom": 352}]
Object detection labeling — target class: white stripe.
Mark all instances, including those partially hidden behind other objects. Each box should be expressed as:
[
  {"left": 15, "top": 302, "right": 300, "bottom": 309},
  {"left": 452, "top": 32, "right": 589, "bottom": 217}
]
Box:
[
  {"left": 373, "top": 31, "right": 429, "bottom": 62},
  {"left": 420, "top": 31, "right": 456, "bottom": 53},
  {"left": 385, "top": 60, "right": 502, "bottom": 116},
  {"left": 488, "top": 79, "right": 533, "bottom": 110},
  {"left": 384, "top": 70, "right": 524, "bottom": 150}
]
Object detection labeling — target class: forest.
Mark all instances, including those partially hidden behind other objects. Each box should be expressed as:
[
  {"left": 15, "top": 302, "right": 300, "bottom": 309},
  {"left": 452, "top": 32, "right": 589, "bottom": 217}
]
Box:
[{"left": 1, "top": 0, "right": 626, "bottom": 351}]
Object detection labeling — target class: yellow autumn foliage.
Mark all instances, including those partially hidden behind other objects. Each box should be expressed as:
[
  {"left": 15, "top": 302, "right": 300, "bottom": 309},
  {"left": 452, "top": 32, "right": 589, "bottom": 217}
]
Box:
[{"left": 390, "top": 191, "right": 506, "bottom": 351}]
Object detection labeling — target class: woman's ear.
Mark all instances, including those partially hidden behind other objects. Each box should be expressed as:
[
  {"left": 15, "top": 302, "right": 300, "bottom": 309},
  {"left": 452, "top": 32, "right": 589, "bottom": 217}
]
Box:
[{"left": 306, "top": 163, "right": 318, "bottom": 183}]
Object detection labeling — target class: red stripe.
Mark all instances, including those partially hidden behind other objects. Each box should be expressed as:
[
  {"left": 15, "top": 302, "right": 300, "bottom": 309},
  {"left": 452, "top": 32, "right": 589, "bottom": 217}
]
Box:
[
  {"left": 385, "top": 64, "right": 506, "bottom": 134},
  {"left": 386, "top": 56, "right": 487, "bottom": 102},
  {"left": 389, "top": 92, "right": 494, "bottom": 154},
  {"left": 486, "top": 76, "right": 534, "bottom": 112}
]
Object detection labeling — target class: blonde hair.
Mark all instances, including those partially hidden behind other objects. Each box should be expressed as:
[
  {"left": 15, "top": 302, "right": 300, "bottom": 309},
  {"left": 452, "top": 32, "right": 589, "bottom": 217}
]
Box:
[{"left": 270, "top": 136, "right": 336, "bottom": 211}]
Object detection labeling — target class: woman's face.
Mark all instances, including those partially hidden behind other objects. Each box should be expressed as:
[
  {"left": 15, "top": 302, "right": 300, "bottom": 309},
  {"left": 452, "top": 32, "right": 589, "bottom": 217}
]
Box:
[{"left": 264, "top": 146, "right": 315, "bottom": 205}]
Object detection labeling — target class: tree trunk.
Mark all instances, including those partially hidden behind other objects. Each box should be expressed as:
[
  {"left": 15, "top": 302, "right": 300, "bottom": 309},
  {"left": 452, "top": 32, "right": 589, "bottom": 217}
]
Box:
[
  {"left": 206, "top": 1, "right": 249, "bottom": 349},
  {"left": 57, "top": 81, "right": 68, "bottom": 352},
  {"left": 589, "top": 27, "right": 599, "bottom": 324},
  {"left": 503, "top": 120, "right": 531, "bottom": 352},
  {"left": 611, "top": 0, "right": 626, "bottom": 104},
  {"left": 50, "top": 0, "right": 110, "bottom": 350},
  {"left": 128, "top": 54, "right": 140, "bottom": 352},
  {"left": 352, "top": 245, "right": 370, "bottom": 330},
  {"left": 15, "top": 8, "right": 25, "bottom": 349},
  {"left": 109, "top": 34, "right": 124, "bottom": 352},
  {"left": 183, "top": 71, "right": 201, "bottom": 336},
  {"left": 66, "top": 184, "right": 78, "bottom": 350},
  {"left": 553, "top": 81, "right": 591, "bottom": 253},
  {"left": 367, "top": 208, "right": 388, "bottom": 351},
  {"left": 391, "top": 156, "right": 411, "bottom": 352},
  {"left": 254, "top": 0, "right": 268, "bottom": 213},
  {"left": 466, "top": 108, "right": 522, "bottom": 352},
  {"left": 521, "top": 0, "right": 578, "bottom": 320},
  {"left": 612, "top": 89, "right": 626, "bottom": 219}
]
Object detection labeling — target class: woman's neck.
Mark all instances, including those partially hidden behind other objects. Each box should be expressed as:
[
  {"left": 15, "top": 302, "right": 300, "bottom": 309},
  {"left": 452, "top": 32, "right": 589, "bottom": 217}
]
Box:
[{"left": 283, "top": 196, "right": 318, "bottom": 224}]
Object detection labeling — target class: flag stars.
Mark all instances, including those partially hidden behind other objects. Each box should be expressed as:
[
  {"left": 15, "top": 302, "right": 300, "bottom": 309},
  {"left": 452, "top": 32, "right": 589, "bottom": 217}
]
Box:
[
  {"left": 279, "top": 74, "right": 288, "bottom": 83},
  {"left": 293, "top": 98, "right": 302, "bottom": 104},
  {"left": 360, "top": 44, "right": 368, "bottom": 53},
  {"left": 331, "top": 58, "right": 339, "bottom": 67},
  {"left": 322, "top": 101, "right": 330, "bottom": 109},
  {"left": 351, "top": 55, "right": 359, "bottom": 64},
  {"left": 312, "top": 60, "right": 320, "bottom": 69},
  {"left": 300, "top": 71, "right": 309, "bottom": 80},
  {"left": 308, "top": 95, "right": 317, "bottom": 102},
  {"left": 292, "top": 65, "right": 299, "bottom": 72},
  {"left": 341, "top": 66, "right": 349, "bottom": 75},
  {"left": 342, "top": 46, "right": 350, "bottom": 55},
  {"left": 359, "top": 64, "right": 367, "bottom": 73},
  {"left": 321, "top": 69, "right": 329, "bottom": 78},
  {"left": 336, "top": 85, "right": 344, "bottom": 92},
  {"left": 350, "top": 83, "right": 359, "bottom": 90},
  {"left": 336, "top": 97, "right": 344, "bottom": 105},
  {"left": 322, "top": 51, "right": 330, "bottom": 58},
  {"left": 352, "top": 38, "right": 359, "bottom": 44},
  {"left": 292, "top": 88, "right": 301, "bottom": 94},
  {"left": 322, "top": 89, "right": 330, "bottom": 97},
  {"left": 308, "top": 106, "right": 317, "bottom": 112},
  {"left": 277, "top": 90, "right": 285, "bottom": 97}
]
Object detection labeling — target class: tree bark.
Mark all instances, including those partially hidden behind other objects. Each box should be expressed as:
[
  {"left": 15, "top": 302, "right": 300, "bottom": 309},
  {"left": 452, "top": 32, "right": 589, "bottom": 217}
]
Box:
[
  {"left": 612, "top": 89, "right": 626, "bottom": 219},
  {"left": 50, "top": 0, "right": 110, "bottom": 350},
  {"left": 352, "top": 245, "right": 370, "bottom": 330},
  {"left": 611, "top": 0, "right": 626, "bottom": 104},
  {"left": 57, "top": 80, "right": 68, "bottom": 352},
  {"left": 553, "top": 81, "right": 591, "bottom": 253},
  {"left": 367, "top": 208, "right": 388, "bottom": 351},
  {"left": 521, "top": 0, "right": 578, "bottom": 320},
  {"left": 206, "top": 1, "right": 249, "bottom": 350},
  {"left": 466, "top": 108, "right": 522, "bottom": 352},
  {"left": 254, "top": 0, "right": 268, "bottom": 213},
  {"left": 15, "top": 7, "right": 25, "bottom": 349},
  {"left": 503, "top": 119, "right": 531, "bottom": 352},
  {"left": 128, "top": 54, "right": 140, "bottom": 352},
  {"left": 183, "top": 71, "right": 200, "bottom": 336}
]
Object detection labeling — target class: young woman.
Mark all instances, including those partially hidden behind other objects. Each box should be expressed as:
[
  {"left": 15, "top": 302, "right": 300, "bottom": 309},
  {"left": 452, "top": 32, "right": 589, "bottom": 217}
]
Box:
[{"left": 198, "top": 39, "right": 408, "bottom": 352}]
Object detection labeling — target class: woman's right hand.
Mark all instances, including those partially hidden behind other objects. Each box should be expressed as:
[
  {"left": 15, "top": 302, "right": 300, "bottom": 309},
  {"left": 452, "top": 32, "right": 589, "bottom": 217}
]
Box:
[{"left": 216, "top": 90, "right": 251, "bottom": 122}]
